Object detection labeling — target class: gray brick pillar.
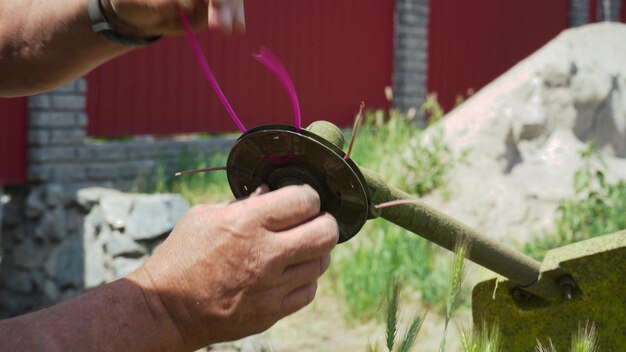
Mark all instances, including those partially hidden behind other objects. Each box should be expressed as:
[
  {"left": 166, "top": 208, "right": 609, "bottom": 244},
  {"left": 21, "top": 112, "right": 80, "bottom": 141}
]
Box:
[
  {"left": 570, "top": 0, "right": 590, "bottom": 26},
  {"left": 27, "top": 79, "right": 88, "bottom": 184},
  {"left": 393, "top": 0, "right": 429, "bottom": 125},
  {"left": 598, "top": 0, "right": 622, "bottom": 21}
]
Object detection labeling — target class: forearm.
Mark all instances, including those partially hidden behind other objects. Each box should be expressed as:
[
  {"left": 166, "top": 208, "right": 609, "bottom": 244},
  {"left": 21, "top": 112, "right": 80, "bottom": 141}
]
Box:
[
  {"left": 0, "top": 0, "right": 131, "bottom": 97},
  {"left": 0, "top": 272, "right": 186, "bottom": 352}
]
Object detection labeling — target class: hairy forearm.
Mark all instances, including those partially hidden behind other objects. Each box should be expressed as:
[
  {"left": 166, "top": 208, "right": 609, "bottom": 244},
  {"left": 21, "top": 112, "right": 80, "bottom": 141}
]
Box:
[
  {"left": 0, "top": 0, "right": 131, "bottom": 97},
  {"left": 0, "top": 273, "right": 186, "bottom": 351}
]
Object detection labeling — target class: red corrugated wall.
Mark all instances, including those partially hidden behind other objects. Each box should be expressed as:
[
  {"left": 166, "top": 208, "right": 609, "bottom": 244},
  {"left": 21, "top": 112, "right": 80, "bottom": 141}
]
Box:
[
  {"left": 0, "top": 98, "right": 28, "bottom": 184},
  {"left": 589, "top": 0, "right": 598, "bottom": 22},
  {"left": 87, "top": 1, "right": 394, "bottom": 136},
  {"left": 428, "top": 0, "right": 570, "bottom": 111},
  {"left": 622, "top": 0, "right": 626, "bottom": 22}
]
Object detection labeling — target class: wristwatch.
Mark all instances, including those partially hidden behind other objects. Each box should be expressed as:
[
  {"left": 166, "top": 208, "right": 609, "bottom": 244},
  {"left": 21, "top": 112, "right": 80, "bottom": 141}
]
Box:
[{"left": 88, "top": 0, "right": 162, "bottom": 47}]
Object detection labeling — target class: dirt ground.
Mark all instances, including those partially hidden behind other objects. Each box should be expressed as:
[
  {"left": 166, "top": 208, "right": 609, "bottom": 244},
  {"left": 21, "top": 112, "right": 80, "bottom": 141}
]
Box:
[{"left": 209, "top": 277, "right": 474, "bottom": 352}]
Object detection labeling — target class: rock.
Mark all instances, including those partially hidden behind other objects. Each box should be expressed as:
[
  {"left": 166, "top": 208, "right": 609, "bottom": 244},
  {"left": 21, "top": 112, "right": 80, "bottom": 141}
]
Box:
[
  {"left": 44, "top": 184, "right": 67, "bottom": 207},
  {"left": 66, "top": 206, "right": 85, "bottom": 233},
  {"left": 421, "top": 23, "right": 626, "bottom": 244},
  {"left": 168, "top": 196, "right": 188, "bottom": 224},
  {"left": 25, "top": 189, "right": 45, "bottom": 219},
  {"left": 13, "top": 239, "right": 45, "bottom": 269},
  {"left": 43, "top": 279, "right": 61, "bottom": 302},
  {"left": 126, "top": 195, "right": 180, "bottom": 241},
  {"left": 45, "top": 235, "right": 83, "bottom": 288},
  {"left": 83, "top": 205, "right": 103, "bottom": 241},
  {"left": 84, "top": 241, "right": 106, "bottom": 289},
  {"left": 106, "top": 231, "right": 146, "bottom": 258},
  {"left": 100, "top": 194, "right": 132, "bottom": 230},
  {"left": 77, "top": 187, "right": 122, "bottom": 210},
  {"left": 0, "top": 292, "right": 33, "bottom": 318},
  {"left": 40, "top": 206, "right": 68, "bottom": 241},
  {"left": 112, "top": 256, "right": 146, "bottom": 278},
  {"left": 4, "top": 269, "right": 33, "bottom": 294}
]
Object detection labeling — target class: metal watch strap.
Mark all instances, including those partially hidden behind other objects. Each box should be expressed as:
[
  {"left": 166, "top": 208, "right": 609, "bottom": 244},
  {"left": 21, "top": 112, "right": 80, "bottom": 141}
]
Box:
[{"left": 87, "top": 0, "right": 162, "bottom": 47}]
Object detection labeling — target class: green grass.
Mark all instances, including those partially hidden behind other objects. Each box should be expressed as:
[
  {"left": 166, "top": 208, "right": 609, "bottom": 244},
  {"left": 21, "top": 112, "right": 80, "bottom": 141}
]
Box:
[
  {"left": 331, "top": 107, "right": 458, "bottom": 322},
  {"left": 439, "top": 238, "right": 471, "bottom": 352},
  {"left": 459, "top": 320, "right": 502, "bottom": 352},
  {"left": 134, "top": 151, "right": 232, "bottom": 204},
  {"left": 329, "top": 219, "right": 451, "bottom": 322},
  {"left": 367, "top": 282, "right": 425, "bottom": 352},
  {"left": 524, "top": 144, "right": 626, "bottom": 260},
  {"left": 535, "top": 321, "right": 599, "bottom": 352}
]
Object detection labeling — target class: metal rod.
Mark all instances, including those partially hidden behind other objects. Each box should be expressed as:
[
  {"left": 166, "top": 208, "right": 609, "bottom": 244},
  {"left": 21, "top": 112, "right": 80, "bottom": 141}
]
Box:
[{"left": 361, "top": 168, "right": 541, "bottom": 287}]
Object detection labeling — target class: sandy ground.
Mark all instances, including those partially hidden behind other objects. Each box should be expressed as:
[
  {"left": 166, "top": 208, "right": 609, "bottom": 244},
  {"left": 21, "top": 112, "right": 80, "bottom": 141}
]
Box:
[{"left": 209, "top": 276, "right": 475, "bottom": 352}]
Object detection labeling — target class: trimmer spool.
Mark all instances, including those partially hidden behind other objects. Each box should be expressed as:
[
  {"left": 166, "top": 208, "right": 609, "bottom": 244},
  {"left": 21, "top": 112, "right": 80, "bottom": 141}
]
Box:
[{"left": 226, "top": 124, "right": 371, "bottom": 243}]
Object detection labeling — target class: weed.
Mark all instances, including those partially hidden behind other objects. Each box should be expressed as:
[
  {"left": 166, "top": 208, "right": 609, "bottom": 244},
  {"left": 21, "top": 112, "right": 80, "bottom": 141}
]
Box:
[
  {"left": 460, "top": 320, "right": 501, "bottom": 352},
  {"left": 332, "top": 106, "right": 457, "bottom": 322},
  {"left": 439, "top": 238, "right": 471, "bottom": 352},
  {"left": 135, "top": 151, "right": 232, "bottom": 204},
  {"left": 368, "top": 282, "right": 424, "bottom": 352},
  {"left": 330, "top": 220, "right": 449, "bottom": 321},
  {"left": 570, "top": 321, "right": 599, "bottom": 352},
  {"left": 525, "top": 144, "right": 626, "bottom": 259},
  {"left": 535, "top": 321, "right": 599, "bottom": 352}
]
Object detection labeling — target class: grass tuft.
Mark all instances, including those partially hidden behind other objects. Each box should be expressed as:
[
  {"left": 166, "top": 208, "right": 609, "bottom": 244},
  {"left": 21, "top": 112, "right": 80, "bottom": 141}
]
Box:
[
  {"left": 570, "top": 321, "right": 599, "bottom": 352},
  {"left": 385, "top": 282, "right": 400, "bottom": 351},
  {"left": 439, "top": 237, "right": 471, "bottom": 352},
  {"left": 397, "top": 314, "right": 424, "bottom": 352},
  {"left": 460, "top": 320, "right": 501, "bottom": 352}
]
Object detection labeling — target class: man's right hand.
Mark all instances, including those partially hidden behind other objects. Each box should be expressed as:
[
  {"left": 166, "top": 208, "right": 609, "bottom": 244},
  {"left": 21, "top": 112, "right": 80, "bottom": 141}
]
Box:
[{"left": 128, "top": 184, "right": 339, "bottom": 350}]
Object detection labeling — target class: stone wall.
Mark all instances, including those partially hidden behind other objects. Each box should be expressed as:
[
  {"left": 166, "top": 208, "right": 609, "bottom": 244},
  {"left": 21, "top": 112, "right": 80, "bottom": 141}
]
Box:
[
  {"left": 0, "top": 186, "right": 187, "bottom": 318},
  {"left": 392, "top": 0, "right": 429, "bottom": 121},
  {"left": 0, "top": 78, "right": 232, "bottom": 317}
]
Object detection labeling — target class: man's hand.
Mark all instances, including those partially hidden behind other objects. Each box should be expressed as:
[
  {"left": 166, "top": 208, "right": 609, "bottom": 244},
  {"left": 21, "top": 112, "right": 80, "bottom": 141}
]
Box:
[
  {"left": 108, "top": 0, "right": 246, "bottom": 35},
  {"left": 128, "top": 185, "right": 339, "bottom": 350}
]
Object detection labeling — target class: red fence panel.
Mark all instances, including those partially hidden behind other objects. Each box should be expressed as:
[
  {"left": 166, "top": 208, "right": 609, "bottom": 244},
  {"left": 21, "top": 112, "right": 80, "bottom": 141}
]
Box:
[
  {"left": 428, "top": 0, "right": 569, "bottom": 111},
  {"left": 87, "top": 1, "right": 394, "bottom": 137},
  {"left": 589, "top": 0, "right": 598, "bottom": 22},
  {"left": 0, "top": 98, "right": 28, "bottom": 185}
]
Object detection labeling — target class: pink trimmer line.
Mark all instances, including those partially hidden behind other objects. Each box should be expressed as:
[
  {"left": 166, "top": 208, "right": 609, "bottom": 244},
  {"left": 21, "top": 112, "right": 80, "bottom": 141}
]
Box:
[
  {"left": 178, "top": 10, "right": 302, "bottom": 133},
  {"left": 253, "top": 47, "right": 302, "bottom": 132},
  {"left": 178, "top": 9, "right": 247, "bottom": 133}
]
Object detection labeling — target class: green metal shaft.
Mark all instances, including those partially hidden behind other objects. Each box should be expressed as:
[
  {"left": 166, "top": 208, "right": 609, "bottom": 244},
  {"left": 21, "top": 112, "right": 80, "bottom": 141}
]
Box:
[{"left": 361, "top": 168, "right": 542, "bottom": 287}]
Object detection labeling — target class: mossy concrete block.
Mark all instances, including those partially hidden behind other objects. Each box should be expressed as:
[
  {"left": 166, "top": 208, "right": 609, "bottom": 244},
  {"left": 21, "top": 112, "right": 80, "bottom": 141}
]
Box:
[{"left": 472, "top": 231, "right": 626, "bottom": 351}]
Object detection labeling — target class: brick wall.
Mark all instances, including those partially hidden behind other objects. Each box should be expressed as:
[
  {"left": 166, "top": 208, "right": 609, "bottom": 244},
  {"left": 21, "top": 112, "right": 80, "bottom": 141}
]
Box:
[
  {"left": 26, "top": 79, "right": 234, "bottom": 190},
  {"left": 597, "top": 0, "right": 623, "bottom": 21},
  {"left": 392, "top": 0, "right": 429, "bottom": 121},
  {"left": 570, "top": 0, "right": 590, "bottom": 26},
  {"left": 570, "top": 0, "right": 623, "bottom": 25}
]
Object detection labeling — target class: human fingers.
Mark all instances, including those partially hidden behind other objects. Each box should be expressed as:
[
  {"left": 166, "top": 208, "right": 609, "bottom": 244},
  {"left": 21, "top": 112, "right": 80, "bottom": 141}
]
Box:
[
  {"left": 233, "top": 0, "right": 245, "bottom": 33},
  {"left": 208, "top": 0, "right": 245, "bottom": 33},
  {"left": 241, "top": 185, "right": 321, "bottom": 232},
  {"left": 281, "top": 255, "right": 331, "bottom": 292},
  {"left": 280, "top": 282, "right": 318, "bottom": 317},
  {"left": 273, "top": 213, "right": 339, "bottom": 266}
]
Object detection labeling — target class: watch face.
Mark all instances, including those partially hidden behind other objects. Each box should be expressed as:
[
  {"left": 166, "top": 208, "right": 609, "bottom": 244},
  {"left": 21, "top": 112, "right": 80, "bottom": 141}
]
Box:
[{"left": 227, "top": 125, "right": 371, "bottom": 243}]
